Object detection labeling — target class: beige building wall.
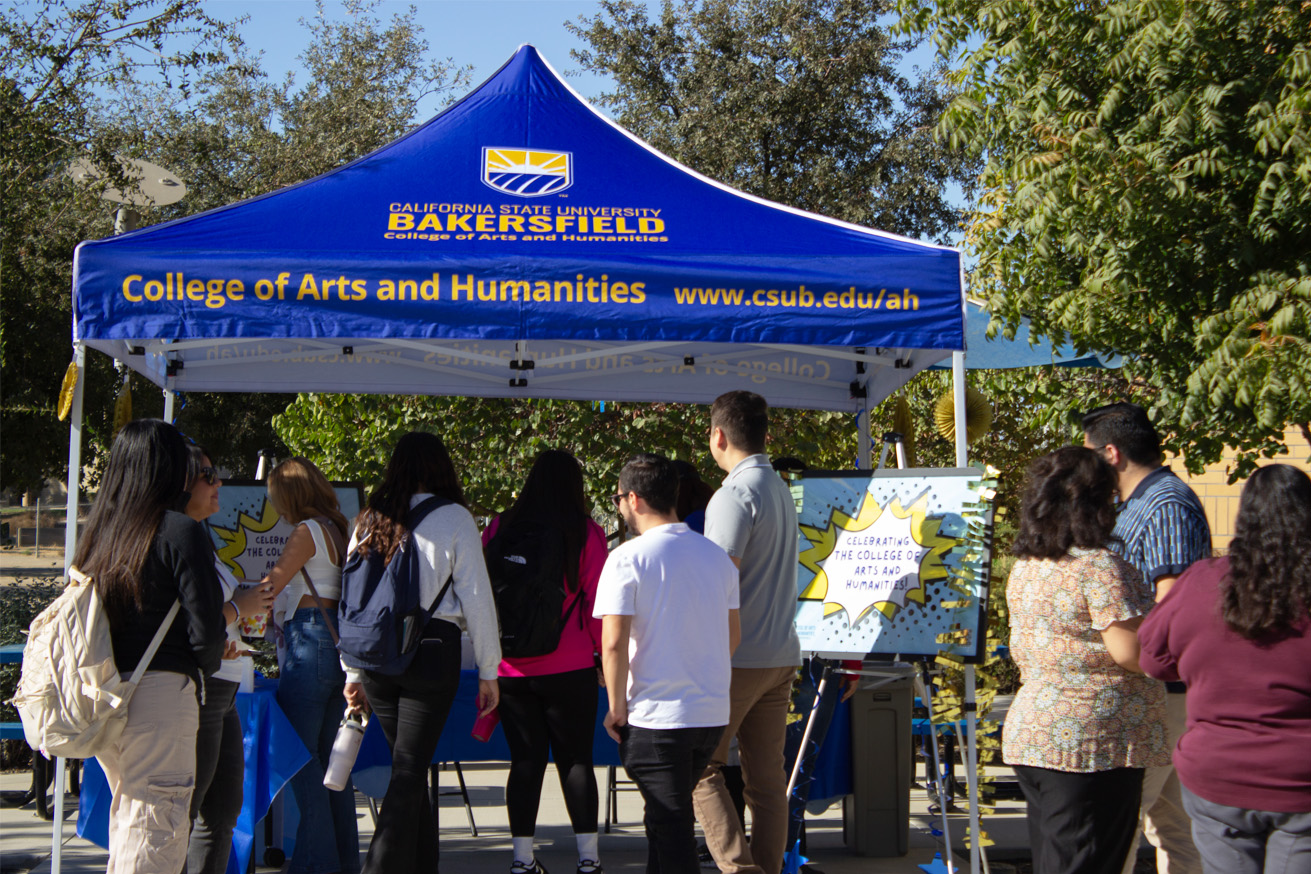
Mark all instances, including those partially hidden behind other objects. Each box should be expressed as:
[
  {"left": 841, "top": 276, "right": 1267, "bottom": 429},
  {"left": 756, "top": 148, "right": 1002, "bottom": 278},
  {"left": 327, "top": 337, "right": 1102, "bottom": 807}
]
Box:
[{"left": 1166, "top": 425, "right": 1311, "bottom": 553}]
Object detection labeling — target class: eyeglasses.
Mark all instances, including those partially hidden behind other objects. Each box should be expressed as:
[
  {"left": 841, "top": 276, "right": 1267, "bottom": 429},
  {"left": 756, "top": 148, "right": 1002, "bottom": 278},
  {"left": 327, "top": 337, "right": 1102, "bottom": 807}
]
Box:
[
  {"left": 197, "top": 466, "right": 219, "bottom": 486},
  {"left": 610, "top": 493, "right": 626, "bottom": 508}
]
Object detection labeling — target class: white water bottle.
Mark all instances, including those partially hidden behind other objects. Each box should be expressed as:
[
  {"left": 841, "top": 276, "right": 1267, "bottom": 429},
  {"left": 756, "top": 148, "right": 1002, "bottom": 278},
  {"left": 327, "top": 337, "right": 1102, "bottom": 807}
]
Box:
[{"left": 323, "top": 711, "right": 366, "bottom": 791}]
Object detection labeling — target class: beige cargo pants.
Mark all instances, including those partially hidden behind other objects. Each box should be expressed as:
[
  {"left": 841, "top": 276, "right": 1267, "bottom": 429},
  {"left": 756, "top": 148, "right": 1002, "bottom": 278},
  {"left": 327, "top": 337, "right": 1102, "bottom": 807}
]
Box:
[{"left": 97, "top": 671, "right": 199, "bottom": 874}]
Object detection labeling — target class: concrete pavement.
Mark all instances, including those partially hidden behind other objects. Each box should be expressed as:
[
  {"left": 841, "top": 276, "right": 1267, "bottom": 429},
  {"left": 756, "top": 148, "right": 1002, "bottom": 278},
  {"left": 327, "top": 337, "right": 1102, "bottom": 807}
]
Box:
[{"left": 1, "top": 761, "right": 1038, "bottom": 874}]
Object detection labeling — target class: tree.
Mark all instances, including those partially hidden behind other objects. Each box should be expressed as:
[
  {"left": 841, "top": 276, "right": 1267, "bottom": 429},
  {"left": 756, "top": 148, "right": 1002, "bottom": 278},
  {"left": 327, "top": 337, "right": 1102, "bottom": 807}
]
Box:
[
  {"left": 273, "top": 393, "right": 857, "bottom": 518},
  {"left": 95, "top": 0, "right": 470, "bottom": 476},
  {"left": 900, "top": 0, "right": 1311, "bottom": 475},
  {"left": 569, "top": 0, "right": 976, "bottom": 242},
  {"left": 1, "top": 0, "right": 472, "bottom": 488},
  {"left": 1, "top": 0, "right": 240, "bottom": 497}
]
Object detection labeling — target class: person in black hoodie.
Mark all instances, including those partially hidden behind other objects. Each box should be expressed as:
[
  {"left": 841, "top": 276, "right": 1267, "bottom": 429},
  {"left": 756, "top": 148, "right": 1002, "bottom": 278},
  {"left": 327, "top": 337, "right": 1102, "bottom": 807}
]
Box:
[{"left": 70, "top": 419, "right": 226, "bottom": 874}]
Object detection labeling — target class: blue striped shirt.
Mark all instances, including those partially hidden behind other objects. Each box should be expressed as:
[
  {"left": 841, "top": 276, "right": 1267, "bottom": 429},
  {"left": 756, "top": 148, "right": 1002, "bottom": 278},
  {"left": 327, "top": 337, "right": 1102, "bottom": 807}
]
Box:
[{"left": 1111, "top": 467, "right": 1211, "bottom": 597}]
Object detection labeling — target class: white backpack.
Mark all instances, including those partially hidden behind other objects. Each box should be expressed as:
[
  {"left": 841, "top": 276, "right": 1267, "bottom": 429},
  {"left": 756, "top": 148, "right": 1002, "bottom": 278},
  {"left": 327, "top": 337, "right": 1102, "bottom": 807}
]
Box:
[{"left": 12, "top": 567, "right": 179, "bottom": 759}]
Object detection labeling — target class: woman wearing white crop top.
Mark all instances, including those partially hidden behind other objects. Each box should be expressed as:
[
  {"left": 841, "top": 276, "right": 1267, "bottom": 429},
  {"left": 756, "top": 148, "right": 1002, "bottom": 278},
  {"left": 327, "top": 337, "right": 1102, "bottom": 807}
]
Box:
[{"left": 262, "top": 458, "right": 359, "bottom": 874}]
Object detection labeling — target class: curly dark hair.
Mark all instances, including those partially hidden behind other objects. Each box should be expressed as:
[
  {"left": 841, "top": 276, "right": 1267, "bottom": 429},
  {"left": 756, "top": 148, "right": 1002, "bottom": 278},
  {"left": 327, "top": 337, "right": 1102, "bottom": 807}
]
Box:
[
  {"left": 1012, "top": 446, "right": 1119, "bottom": 560},
  {"left": 356, "top": 432, "right": 467, "bottom": 562},
  {"left": 1222, "top": 465, "right": 1311, "bottom": 640}
]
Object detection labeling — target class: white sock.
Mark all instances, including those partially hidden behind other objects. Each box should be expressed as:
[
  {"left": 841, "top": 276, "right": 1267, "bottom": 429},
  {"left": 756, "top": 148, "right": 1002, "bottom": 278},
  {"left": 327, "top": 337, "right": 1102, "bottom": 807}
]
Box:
[
  {"left": 576, "top": 831, "right": 599, "bottom": 862},
  {"left": 513, "top": 836, "right": 535, "bottom": 866}
]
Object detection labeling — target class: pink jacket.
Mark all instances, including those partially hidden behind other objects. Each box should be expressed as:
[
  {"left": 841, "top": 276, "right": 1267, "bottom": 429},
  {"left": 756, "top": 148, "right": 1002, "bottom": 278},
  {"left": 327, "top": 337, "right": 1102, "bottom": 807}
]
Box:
[{"left": 482, "top": 516, "right": 607, "bottom": 678}]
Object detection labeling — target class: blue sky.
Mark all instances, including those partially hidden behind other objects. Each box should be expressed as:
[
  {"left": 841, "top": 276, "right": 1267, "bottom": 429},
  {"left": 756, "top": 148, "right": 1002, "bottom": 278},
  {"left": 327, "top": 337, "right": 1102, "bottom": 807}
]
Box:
[
  {"left": 208, "top": 0, "right": 622, "bottom": 115},
  {"left": 206, "top": 0, "right": 942, "bottom": 120}
]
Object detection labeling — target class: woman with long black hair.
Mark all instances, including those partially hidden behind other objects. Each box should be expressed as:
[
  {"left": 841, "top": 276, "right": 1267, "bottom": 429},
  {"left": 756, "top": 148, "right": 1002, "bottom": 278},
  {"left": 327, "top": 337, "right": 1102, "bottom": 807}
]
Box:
[
  {"left": 1003, "top": 446, "right": 1170, "bottom": 874},
  {"left": 71, "top": 419, "right": 227, "bottom": 874},
  {"left": 482, "top": 450, "right": 607, "bottom": 874},
  {"left": 343, "top": 431, "right": 501, "bottom": 874},
  {"left": 1140, "top": 464, "right": 1311, "bottom": 872}
]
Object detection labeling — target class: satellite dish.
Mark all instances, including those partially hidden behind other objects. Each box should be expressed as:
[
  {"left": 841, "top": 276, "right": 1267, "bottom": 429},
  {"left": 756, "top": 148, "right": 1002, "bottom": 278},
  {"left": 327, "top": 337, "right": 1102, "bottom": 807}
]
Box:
[{"left": 67, "top": 156, "right": 187, "bottom": 207}]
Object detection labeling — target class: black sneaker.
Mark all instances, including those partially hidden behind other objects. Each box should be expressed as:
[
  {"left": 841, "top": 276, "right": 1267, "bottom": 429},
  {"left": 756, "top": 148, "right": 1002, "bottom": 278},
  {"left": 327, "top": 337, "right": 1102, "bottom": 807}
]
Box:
[
  {"left": 511, "top": 860, "right": 548, "bottom": 874},
  {"left": 576, "top": 861, "right": 603, "bottom": 874}
]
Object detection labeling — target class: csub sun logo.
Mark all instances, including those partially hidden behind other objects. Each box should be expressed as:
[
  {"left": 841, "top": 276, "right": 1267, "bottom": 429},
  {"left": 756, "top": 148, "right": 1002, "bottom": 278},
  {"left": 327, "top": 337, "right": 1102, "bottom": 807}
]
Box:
[{"left": 482, "top": 147, "right": 572, "bottom": 197}]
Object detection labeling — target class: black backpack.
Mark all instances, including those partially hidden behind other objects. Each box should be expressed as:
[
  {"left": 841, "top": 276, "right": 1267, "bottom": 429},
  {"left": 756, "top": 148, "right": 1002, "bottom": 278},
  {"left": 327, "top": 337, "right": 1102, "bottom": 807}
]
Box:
[
  {"left": 338, "top": 496, "right": 453, "bottom": 676},
  {"left": 485, "top": 521, "right": 582, "bottom": 659}
]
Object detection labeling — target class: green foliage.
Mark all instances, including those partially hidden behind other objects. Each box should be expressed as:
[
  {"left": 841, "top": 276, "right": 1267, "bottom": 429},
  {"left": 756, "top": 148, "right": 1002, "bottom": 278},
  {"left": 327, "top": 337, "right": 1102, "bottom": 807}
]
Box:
[
  {"left": 1, "top": 0, "right": 471, "bottom": 491},
  {"left": 0, "top": 580, "right": 64, "bottom": 768},
  {"left": 900, "top": 0, "right": 1311, "bottom": 478},
  {"left": 570, "top": 0, "right": 977, "bottom": 242},
  {"left": 273, "top": 393, "right": 859, "bottom": 518},
  {"left": 0, "top": 0, "right": 238, "bottom": 496}
]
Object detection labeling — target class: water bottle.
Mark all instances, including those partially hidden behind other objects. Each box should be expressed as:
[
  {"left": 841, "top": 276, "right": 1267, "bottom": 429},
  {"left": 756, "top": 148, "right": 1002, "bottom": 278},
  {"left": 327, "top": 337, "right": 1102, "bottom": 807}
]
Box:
[{"left": 323, "top": 711, "right": 365, "bottom": 791}]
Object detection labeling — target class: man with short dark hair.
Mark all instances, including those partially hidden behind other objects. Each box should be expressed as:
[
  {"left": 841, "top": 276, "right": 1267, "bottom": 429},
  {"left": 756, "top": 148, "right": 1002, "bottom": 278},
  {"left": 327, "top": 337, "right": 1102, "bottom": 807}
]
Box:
[
  {"left": 694, "top": 391, "right": 802, "bottom": 874},
  {"left": 1082, "top": 402, "right": 1210, "bottom": 874},
  {"left": 594, "top": 453, "right": 741, "bottom": 874}
]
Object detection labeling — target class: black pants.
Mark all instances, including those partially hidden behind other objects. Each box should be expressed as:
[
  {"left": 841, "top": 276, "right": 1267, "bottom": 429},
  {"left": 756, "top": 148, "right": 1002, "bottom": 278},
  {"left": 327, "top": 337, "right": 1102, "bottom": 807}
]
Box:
[
  {"left": 1013, "top": 764, "right": 1144, "bottom": 874},
  {"left": 620, "top": 724, "right": 724, "bottom": 874},
  {"left": 360, "top": 619, "right": 462, "bottom": 874},
  {"left": 188, "top": 676, "right": 242, "bottom": 874},
  {"left": 499, "top": 667, "right": 599, "bottom": 836}
]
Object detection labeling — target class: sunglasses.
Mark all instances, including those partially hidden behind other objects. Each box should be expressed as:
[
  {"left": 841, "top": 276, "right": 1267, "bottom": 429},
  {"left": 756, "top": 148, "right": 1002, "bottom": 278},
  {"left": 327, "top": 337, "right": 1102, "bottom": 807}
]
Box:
[
  {"left": 197, "top": 466, "right": 219, "bottom": 486},
  {"left": 610, "top": 493, "right": 626, "bottom": 508}
]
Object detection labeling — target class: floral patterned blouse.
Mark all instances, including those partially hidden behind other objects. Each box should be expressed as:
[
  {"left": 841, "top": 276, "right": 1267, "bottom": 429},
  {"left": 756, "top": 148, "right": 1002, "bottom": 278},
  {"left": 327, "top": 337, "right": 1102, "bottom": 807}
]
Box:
[{"left": 1003, "top": 547, "right": 1170, "bottom": 772}]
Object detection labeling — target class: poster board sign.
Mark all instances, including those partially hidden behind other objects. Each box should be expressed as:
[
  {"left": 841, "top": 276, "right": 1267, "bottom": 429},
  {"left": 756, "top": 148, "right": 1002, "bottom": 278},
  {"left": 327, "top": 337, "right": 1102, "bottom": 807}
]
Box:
[
  {"left": 205, "top": 480, "right": 364, "bottom": 634},
  {"left": 793, "top": 467, "right": 995, "bottom": 661}
]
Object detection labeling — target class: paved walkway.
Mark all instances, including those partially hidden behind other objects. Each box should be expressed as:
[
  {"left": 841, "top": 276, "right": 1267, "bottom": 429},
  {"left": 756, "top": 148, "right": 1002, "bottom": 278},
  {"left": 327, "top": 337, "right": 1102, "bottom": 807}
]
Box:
[
  {"left": 0, "top": 548, "right": 65, "bottom": 583},
  {"left": 0, "top": 763, "right": 1039, "bottom": 874}
]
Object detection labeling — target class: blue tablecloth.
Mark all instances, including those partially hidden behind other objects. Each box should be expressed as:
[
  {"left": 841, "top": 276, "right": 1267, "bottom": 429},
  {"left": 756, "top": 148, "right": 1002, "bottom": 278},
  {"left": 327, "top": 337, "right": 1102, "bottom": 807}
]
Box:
[
  {"left": 352, "top": 670, "right": 622, "bottom": 797},
  {"left": 78, "top": 678, "right": 311, "bottom": 874}
]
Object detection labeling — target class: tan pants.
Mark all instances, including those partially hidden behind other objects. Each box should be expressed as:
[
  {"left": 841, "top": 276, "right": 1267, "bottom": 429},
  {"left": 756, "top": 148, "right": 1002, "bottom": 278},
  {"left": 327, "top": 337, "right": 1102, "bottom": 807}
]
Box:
[
  {"left": 98, "top": 671, "right": 199, "bottom": 874},
  {"left": 693, "top": 665, "right": 796, "bottom": 874},
  {"left": 1121, "top": 691, "right": 1202, "bottom": 874}
]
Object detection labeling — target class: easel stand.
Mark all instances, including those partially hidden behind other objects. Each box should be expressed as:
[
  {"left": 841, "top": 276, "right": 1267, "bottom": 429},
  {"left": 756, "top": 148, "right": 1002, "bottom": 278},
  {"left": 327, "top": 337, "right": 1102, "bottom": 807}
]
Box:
[{"left": 913, "top": 662, "right": 956, "bottom": 874}]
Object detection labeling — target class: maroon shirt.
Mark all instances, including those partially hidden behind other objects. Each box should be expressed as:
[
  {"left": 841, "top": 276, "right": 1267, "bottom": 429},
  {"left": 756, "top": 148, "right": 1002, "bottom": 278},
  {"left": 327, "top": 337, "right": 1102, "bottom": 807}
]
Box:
[{"left": 1139, "top": 557, "right": 1311, "bottom": 812}]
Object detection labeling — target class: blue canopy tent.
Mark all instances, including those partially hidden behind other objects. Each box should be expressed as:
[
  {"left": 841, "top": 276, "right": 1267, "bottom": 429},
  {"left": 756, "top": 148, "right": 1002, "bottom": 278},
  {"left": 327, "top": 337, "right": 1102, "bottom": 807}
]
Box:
[
  {"left": 60, "top": 46, "right": 998, "bottom": 873},
  {"left": 71, "top": 45, "right": 964, "bottom": 413}
]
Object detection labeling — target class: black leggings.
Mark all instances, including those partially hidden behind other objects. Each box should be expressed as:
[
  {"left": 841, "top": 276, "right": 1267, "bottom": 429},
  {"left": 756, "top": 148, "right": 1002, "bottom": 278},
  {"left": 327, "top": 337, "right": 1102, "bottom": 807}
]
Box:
[{"left": 498, "top": 667, "right": 599, "bottom": 836}]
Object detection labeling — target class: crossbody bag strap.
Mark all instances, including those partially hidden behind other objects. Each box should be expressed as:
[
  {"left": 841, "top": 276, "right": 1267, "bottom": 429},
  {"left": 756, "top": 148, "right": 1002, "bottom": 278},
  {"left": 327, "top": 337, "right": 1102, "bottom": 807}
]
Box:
[
  {"left": 297, "top": 518, "right": 346, "bottom": 646},
  {"left": 299, "top": 567, "right": 341, "bottom": 646}
]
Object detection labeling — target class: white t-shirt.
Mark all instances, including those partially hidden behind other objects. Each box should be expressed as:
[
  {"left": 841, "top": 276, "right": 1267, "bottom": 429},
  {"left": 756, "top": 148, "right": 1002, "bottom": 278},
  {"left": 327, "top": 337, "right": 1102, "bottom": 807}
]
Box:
[{"left": 593, "top": 522, "right": 739, "bottom": 730}]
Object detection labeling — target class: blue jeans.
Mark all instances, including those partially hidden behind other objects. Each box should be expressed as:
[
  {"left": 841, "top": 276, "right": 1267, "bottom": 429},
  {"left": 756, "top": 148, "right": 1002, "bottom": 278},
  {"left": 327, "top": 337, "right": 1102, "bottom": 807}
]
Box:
[
  {"left": 277, "top": 607, "right": 360, "bottom": 874},
  {"left": 620, "top": 724, "right": 724, "bottom": 874}
]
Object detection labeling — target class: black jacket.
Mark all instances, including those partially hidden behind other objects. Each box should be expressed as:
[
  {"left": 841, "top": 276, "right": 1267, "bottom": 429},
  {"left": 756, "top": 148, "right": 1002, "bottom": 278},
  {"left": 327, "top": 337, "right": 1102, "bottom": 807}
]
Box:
[{"left": 109, "top": 510, "right": 226, "bottom": 680}]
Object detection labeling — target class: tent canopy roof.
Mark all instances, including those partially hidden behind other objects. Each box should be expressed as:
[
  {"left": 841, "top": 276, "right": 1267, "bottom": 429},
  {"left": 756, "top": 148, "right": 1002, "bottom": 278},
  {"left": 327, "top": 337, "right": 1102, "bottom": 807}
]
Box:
[{"left": 72, "top": 45, "right": 967, "bottom": 411}]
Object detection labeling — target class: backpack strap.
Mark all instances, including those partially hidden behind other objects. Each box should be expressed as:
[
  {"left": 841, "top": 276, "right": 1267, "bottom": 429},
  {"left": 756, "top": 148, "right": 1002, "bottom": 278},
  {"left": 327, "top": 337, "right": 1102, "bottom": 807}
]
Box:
[
  {"left": 406, "top": 496, "right": 455, "bottom": 623},
  {"left": 69, "top": 566, "right": 181, "bottom": 692},
  {"left": 126, "top": 600, "right": 182, "bottom": 692}
]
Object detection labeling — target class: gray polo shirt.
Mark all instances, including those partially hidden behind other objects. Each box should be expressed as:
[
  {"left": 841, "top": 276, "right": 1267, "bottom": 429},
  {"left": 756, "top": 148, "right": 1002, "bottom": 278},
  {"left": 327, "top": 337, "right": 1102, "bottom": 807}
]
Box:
[{"left": 705, "top": 454, "right": 803, "bottom": 669}]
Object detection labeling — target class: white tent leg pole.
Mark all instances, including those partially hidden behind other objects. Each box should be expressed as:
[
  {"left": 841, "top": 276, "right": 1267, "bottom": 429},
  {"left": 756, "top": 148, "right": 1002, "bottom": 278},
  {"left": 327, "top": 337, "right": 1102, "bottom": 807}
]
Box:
[
  {"left": 952, "top": 349, "right": 980, "bottom": 872},
  {"left": 52, "top": 759, "right": 66, "bottom": 873},
  {"left": 965, "top": 666, "right": 982, "bottom": 874},
  {"left": 63, "top": 343, "right": 86, "bottom": 577},
  {"left": 163, "top": 387, "right": 175, "bottom": 423},
  {"left": 857, "top": 392, "right": 871, "bottom": 468},
  {"left": 952, "top": 351, "right": 967, "bottom": 468}
]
